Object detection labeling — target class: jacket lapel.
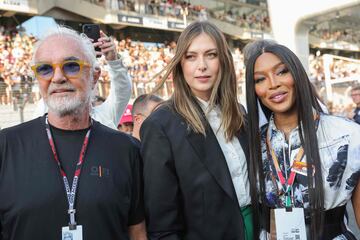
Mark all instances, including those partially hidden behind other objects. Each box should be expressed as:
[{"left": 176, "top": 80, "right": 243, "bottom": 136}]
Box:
[
  {"left": 236, "top": 125, "right": 250, "bottom": 166},
  {"left": 186, "top": 125, "right": 237, "bottom": 203}
]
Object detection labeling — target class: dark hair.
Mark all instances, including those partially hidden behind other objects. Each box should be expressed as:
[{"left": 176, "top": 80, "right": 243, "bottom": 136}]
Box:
[
  {"left": 243, "top": 39, "right": 277, "bottom": 67},
  {"left": 245, "top": 41, "right": 324, "bottom": 239},
  {"left": 132, "top": 94, "right": 163, "bottom": 116}
]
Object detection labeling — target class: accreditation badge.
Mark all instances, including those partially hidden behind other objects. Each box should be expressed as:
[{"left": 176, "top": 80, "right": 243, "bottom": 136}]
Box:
[
  {"left": 292, "top": 161, "right": 308, "bottom": 176},
  {"left": 62, "top": 225, "right": 83, "bottom": 240},
  {"left": 274, "top": 208, "right": 307, "bottom": 240}
]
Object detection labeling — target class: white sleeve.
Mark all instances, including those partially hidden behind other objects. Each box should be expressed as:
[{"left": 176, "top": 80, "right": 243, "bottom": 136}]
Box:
[
  {"left": 347, "top": 123, "right": 360, "bottom": 185},
  {"left": 91, "top": 58, "right": 132, "bottom": 129}
]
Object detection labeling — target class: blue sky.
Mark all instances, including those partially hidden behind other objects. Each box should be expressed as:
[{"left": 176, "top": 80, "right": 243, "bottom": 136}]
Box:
[{"left": 20, "top": 16, "right": 57, "bottom": 38}]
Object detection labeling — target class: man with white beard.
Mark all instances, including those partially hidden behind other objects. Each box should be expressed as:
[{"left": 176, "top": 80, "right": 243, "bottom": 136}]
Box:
[
  {"left": 34, "top": 30, "right": 132, "bottom": 130},
  {"left": 0, "top": 26, "right": 146, "bottom": 240}
]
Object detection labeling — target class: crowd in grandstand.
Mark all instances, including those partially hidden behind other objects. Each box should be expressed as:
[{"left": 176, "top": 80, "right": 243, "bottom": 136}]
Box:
[
  {"left": 311, "top": 28, "right": 360, "bottom": 45},
  {"left": 309, "top": 54, "right": 360, "bottom": 81},
  {"left": 112, "top": 37, "right": 176, "bottom": 98},
  {"left": 87, "top": 0, "right": 206, "bottom": 19},
  {"left": 0, "top": 25, "right": 247, "bottom": 105},
  {"left": 86, "top": 0, "right": 270, "bottom": 32},
  {"left": 0, "top": 24, "right": 359, "bottom": 119},
  {"left": 0, "top": 26, "right": 37, "bottom": 105},
  {"left": 210, "top": 9, "right": 270, "bottom": 32}
]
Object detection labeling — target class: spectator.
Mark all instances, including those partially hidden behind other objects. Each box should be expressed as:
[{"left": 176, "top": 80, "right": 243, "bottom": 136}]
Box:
[
  {"left": 10, "top": 71, "right": 21, "bottom": 110},
  {"left": 118, "top": 104, "right": 134, "bottom": 134},
  {"left": 0, "top": 73, "right": 7, "bottom": 105},
  {"left": 351, "top": 85, "right": 360, "bottom": 124},
  {"left": 131, "top": 94, "right": 163, "bottom": 141}
]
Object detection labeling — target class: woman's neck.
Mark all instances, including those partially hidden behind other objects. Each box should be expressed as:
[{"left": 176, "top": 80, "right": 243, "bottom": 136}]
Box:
[{"left": 273, "top": 110, "right": 298, "bottom": 140}]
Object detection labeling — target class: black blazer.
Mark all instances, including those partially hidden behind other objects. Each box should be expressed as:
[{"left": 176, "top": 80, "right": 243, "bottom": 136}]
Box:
[{"left": 140, "top": 103, "right": 251, "bottom": 240}]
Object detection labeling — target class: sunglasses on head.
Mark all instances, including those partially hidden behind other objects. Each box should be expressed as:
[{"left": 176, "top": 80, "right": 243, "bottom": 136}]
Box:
[{"left": 31, "top": 60, "right": 90, "bottom": 81}]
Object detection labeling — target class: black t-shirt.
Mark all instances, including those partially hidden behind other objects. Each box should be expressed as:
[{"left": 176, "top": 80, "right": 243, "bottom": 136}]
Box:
[
  {"left": 0, "top": 116, "right": 144, "bottom": 240},
  {"left": 50, "top": 125, "right": 89, "bottom": 184}
]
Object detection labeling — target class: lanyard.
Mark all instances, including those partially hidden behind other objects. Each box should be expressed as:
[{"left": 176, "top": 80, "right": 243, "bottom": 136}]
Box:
[
  {"left": 45, "top": 115, "right": 92, "bottom": 229},
  {"left": 266, "top": 114, "right": 320, "bottom": 208},
  {"left": 266, "top": 128, "right": 304, "bottom": 207}
]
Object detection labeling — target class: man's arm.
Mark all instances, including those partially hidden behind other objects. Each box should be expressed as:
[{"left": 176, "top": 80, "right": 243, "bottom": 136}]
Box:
[{"left": 92, "top": 32, "right": 132, "bottom": 129}]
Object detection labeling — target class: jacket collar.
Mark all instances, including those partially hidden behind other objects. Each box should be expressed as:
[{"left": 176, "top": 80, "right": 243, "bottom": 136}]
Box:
[{"left": 185, "top": 103, "right": 249, "bottom": 205}]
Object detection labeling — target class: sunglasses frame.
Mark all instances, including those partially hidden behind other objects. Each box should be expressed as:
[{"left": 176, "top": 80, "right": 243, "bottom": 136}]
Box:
[{"left": 31, "top": 60, "right": 90, "bottom": 81}]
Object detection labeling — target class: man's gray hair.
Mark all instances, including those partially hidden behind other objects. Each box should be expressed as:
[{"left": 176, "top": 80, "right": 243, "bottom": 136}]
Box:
[
  {"left": 31, "top": 25, "right": 98, "bottom": 70},
  {"left": 31, "top": 25, "right": 99, "bottom": 115}
]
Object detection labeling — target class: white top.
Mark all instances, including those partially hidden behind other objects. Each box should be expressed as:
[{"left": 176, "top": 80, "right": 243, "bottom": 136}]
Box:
[
  {"left": 91, "top": 58, "right": 132, "bottom": 129},
  {"left": 198, "top": 98, "right": 251, "bottom": 207},
  {"left": 33, "top": 58, "right": 132, "bottom": 130}
]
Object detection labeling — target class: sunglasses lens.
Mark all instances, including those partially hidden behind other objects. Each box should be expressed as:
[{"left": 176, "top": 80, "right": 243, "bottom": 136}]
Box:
[
  {"left": 36, "top": 64, "right": 53, "bottom": 78},
  {"left": 63, "top": 61, "right": 81, "bottom": 76}
]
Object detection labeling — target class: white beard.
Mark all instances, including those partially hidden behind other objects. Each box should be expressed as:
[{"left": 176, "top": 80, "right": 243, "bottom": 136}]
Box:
[{"left": 45, "top": 82, "right": 92, "bottom": 117}]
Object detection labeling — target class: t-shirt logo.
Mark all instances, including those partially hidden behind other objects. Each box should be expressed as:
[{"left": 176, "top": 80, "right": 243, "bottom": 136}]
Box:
[{"left": 90, "top": 165, "right": 110, "bottom": 177}]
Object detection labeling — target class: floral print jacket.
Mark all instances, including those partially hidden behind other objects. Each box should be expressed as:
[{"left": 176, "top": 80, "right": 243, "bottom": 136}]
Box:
[{"left": 260, "top": 113, "right": 360, "bottom": 239}]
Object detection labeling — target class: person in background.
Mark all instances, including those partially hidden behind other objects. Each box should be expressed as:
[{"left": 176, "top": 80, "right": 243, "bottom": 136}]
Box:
[
  {"left": 244, "top": 39, "right": 360, "bottom": 239},
  {"left": 34, "top": 30, "right": 132, "bottom": 130},
  {"left": 140, "top": 21, "right": 259, "bottom": 240},
  {"left": 350, "top": 85, "right": 360, "bottom": 124},
  {"left": 118, "top": 104, "right": 134, "bottom": 135},
  {"left": 0, "top": 73, "right": 7, "bottom": 105},
  {"left": 131, "top": 94, "right": 163, "bottom": 143}
]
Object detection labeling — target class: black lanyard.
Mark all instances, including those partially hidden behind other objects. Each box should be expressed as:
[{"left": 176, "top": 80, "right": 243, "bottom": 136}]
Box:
[{"left": 45, "top": 115, "right": 92, "bottom": 229}]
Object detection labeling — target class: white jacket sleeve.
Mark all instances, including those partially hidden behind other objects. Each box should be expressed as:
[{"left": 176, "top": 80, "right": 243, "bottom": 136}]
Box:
[{"left": 91, "top": 58, "right": 132, "bottom": 129}]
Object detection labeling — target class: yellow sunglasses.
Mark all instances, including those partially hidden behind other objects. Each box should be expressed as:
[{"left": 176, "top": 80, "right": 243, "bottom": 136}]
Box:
[{"left": 31, "top": 60, "right": 90, "bottom": 81}]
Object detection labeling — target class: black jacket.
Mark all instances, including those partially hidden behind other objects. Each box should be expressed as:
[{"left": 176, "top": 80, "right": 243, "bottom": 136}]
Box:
[{"left": 140, "top": 103, "right": 250, "bottom": 240}]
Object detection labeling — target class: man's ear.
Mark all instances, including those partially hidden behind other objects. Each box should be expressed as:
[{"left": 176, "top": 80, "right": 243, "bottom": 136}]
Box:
[
  {"left": 134, "top": 114, "right": 142, "bottom": 124},
  {"left": 92, "top": 66, "right": 101, "bottom": 89}
]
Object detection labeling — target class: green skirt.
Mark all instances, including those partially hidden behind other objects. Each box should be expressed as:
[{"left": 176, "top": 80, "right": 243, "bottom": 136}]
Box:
[{"left": 241, "top": 205, "right": 253, "bottom": 240}]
